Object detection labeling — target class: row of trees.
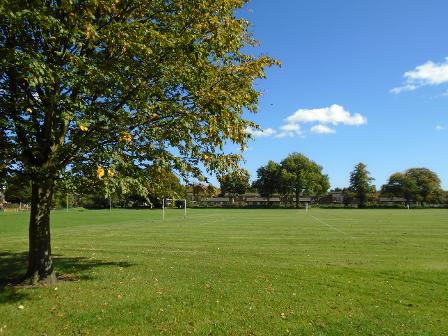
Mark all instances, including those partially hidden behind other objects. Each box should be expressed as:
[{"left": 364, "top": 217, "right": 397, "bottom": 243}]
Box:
[
  {"left": 217, "top": 154, "right": 445, "bottom": 208},
  {"left": 336, "top": 166, "right": 444, "bottom": 207},
  {"left": 4, "top": 154, "right": 445, "bottom": 209},
  {"left": 219, "top": 152, "right": 330, "bottom": 207}
]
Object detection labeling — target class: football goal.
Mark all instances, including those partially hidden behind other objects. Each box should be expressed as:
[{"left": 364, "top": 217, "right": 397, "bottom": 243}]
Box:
[{"left": 162, "top": 198, "right": 187, "bottom": 220}]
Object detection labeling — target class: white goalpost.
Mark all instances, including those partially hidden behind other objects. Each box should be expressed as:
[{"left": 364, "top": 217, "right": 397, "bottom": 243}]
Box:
[{"left": 162, "top": 198, "right": 187, "bottom": 221}]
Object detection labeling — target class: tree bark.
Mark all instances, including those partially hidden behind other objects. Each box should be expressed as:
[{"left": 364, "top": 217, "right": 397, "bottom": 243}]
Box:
[
  {"left": 295, "top": 191, "right": 300, "bottom": 208},
  {"left": 24, "top": 178, "right": 57, "bottom": 285}
]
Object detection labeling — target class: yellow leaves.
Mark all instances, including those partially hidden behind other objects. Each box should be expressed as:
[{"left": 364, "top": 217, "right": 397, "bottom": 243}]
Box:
[
  {"left": 84, "top": 23, "right": 98, "bottom": 40},
  {"left": 97, "top": 166, "right": 116, "bottom": 179},
  {"left": 223, "top": 126, "right": 232, "bottom": 137},
  {"left": 119, "top": 132, "right": 132, "bottom": 143},
  {"left": 96, "top": 166, "right": 105, "bottom": 179},
  {"left": 26, "top": 107, "right": 32, "bottom": 114},
  {"left": 79, "top": 123, "right": 88, "bottom": 132}
]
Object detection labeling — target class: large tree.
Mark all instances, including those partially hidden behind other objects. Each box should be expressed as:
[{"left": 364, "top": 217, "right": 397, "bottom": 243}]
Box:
[
  {"left": 278, "top": 153, "right": 329, "bottom": 208},
  {"left": 381, "top": 168, "right": 443, "bottom": 206},
  {"left": 0, "top": 0, "right": 276, "bottom": 284},
  {"left": 252, "top": 160, "right": 279, "bottom": 206},
  {"left": 349, "top": 162, "right": 375, "bottom": 208},
  {"left": 218, "top": 169, "right": 250, "bottom": 203}
]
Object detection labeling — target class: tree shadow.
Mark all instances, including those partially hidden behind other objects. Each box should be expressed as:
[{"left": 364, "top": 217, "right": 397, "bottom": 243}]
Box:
[{"left": 0, "top": 251, "right": 134, "bottom": 304}]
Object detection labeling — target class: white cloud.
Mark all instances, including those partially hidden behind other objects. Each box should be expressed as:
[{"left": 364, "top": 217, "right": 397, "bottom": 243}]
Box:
[
  {"left": 280, "top": 124, "right": 301, "bottom": 132},
  {"left": 311, "top": 124, "right": 336, "bottom": 134},
  {"left": 390, "top": 84, "right": 417, "bottom": 94},
  {"left": 275, "top": 123, "right": 303, "bottom": 138},
  {"left": 435, "top": 125, "right": 446, "bottom": 131},
  {"left": 285, "top": 104, "right": 367, "bottom": 126},
  {"left": 391, "top": 58, "right": 448, "bottom": 94},
  {"left": 246, "top": 105, "right": 365, "bottom": 140},
  {"left": 245, "top": 126, "right": 276, "bottom": 138},
  {"left": 274, "top": 104, "right": 366, "bottom": 137}
]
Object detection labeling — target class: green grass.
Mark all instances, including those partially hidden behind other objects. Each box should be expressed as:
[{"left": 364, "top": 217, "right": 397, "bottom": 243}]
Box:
[{"left": 1, "top": 208, "right": 447, "bottom": 335}]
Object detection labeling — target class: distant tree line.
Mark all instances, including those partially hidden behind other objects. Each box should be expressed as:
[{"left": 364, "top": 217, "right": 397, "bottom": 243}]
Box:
[
  {"left": 218, "top": 152, "right": 329, "bottom": 207},
  {"left": 217, "top": 153, "right": 446, "bottom": 208},
  {"left": 2, "top": 152, "right": 446, "bottom": 209}
]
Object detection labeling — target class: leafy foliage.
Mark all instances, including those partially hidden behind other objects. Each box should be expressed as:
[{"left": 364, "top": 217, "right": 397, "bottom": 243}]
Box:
[
  {"left": 0, "top": 0, "right": 278, "bottom": 194},
  {"left": 381, "top": 168, "right": 444, "bottom": 205},
  {"left": 278, "top": 153, "right": 329, "bottom": 207},
  {"left": 349, "top": 162, "right": 375, "bottom": 208},
  {"left": 252, "top": 160, "right": 280, "bottom": 203},
  {"left": 218, "top": 168, "right": 250, "bottom": 200},
  {"left": 191, "top": 183, "right": 217, "bottom": 202},
  {"left": 3, "top": 173, "right": 31, "bottom": 203}
]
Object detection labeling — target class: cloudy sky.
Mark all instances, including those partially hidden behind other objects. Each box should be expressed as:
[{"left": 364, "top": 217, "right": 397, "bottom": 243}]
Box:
[{"left": 232, "top": 0, "right": 448, "bottom": 189}]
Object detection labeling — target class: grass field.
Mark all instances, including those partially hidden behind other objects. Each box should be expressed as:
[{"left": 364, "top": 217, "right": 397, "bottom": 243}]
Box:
[{"left": 1, "top": 208, "right": 447, "bottom": 335}]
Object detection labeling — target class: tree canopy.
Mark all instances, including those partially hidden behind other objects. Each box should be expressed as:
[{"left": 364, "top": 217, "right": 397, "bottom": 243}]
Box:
[
  {"left": 349, "top": 162, "right": 375, "bottom": 208},
  {"left": 252, "top": 160, "right": 279, "bottom": 205},
  {"left": 278, "top": 153, "right": 329, "bottom": 208},
  {"left": 218, "top": 168, "right": 250, "bottom": 202},
  {"left": 381, "top": 168, "right": 443, "bottom": 205},
  {"left": 0, "top": 0, "right": 277, "bottom": 284}
]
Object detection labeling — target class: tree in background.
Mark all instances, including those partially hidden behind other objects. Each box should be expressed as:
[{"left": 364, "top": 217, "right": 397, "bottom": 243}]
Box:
[
  {"left": 252, "top": 160, "right": 280, "bottom": 206},
  {"left": 341, "top": 188, "right": 356, "bottom": 207},
  {"left": 146, "top": 168, "right": 186, "bottom": 207},
  {"left": 381, "top": 168, "right": 443, "bottom": 206},
  {"left": 4, "top": 173, "right": 32, "bottom": 204},
  {"left": 191, "top": 183, "right": 217, "bottom": 202},
  {"left": 405, "top": 168, "right": 444, "bottom": 205},
  {"left": 349, "top": 162, "right": 375, "bottom": 208},
  {"left": 219, "top": 169, "right": 250, "bottom": 203},
  {"left": 0, "top": 0, "right": 276, "bottom": 284},
  {"left": 278, "top": 153, "right": 330, "bottom": 208}
]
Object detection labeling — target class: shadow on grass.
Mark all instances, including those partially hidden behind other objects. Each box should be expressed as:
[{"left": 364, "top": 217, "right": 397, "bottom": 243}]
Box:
[{"left": 0, "top": 251, "right": 134, "bottom": 304}]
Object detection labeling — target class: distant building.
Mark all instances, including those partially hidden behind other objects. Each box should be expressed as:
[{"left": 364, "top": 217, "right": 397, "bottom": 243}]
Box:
[
  {"left": 379, "top": 197, "right": 408, "bottom": 206},
  {"left": 330, "top": 191, "right": 344, "bottom": 204},
  {"left": 189, "top": 192, "right": 313, "bottom": 207}
]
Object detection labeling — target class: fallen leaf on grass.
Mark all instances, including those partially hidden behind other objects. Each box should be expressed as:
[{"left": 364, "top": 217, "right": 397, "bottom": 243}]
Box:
[{"left": 56, "top": 273, "right": 80, "bottom": 282}]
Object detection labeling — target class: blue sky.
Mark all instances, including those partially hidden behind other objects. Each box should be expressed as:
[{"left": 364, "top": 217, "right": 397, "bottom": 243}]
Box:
[{"left": 231, "top": 0, "right": 448, "bottom": 190}]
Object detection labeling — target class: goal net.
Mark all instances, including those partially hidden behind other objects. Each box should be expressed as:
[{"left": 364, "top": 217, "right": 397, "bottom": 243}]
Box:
[{"left": 162, "top": 198, "right": 187, "bottom": 220}]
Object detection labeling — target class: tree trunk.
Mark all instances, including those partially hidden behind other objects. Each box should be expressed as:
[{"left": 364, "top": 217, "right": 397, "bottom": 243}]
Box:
[
  {"left": 24, "top": 178, "right": 57, "bottom": 285},
  {"left": 295, "top": 192, "right": 300, "bottom": 208},
  {"left": 359, "top": 193, "right": 366, "bottom": 208}
]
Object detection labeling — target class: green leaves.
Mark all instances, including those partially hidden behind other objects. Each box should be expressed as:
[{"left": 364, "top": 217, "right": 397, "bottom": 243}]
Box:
[
  {"left": 219, "top": 169, "right": 250, "bottom": 198},
  {"left": 1, "top": 0, "right": 277, "bottom": 198},
  {"left": 382, "top": 168, "right": 443, "bottom": 204},
  {"left": 349, "top": 163, "right": 375, "bottom": 208},
  {"left": 277, "top": 153, "right": 329, "bottom": 206}
]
